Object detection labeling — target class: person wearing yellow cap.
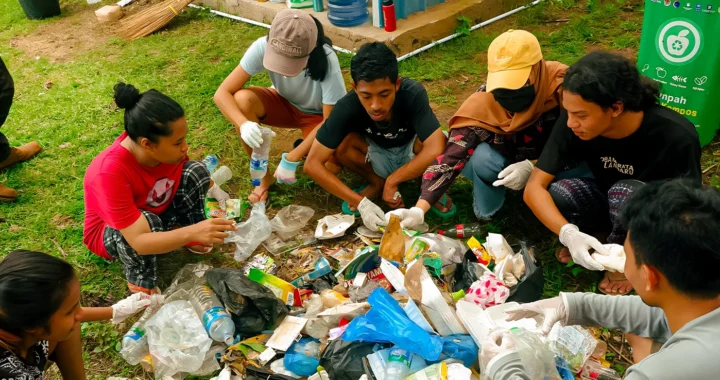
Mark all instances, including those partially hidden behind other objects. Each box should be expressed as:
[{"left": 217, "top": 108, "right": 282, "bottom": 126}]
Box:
[
  {"left": 389, "top": 30, "right": 570, "bottom": 227},
  {"left": 214, "top": 9, "right": 346, "bottom": 204}
]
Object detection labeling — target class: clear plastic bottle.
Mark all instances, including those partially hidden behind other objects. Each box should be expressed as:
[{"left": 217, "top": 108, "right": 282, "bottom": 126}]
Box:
[
  {"left": 437, "top": 223, "right": 487, "bottom": 239},
  {"left": 202, "top": 154, "right": 219, "bottom": 173},
  {"left": 211, "top": 165, "right": 232, "bottom": 187},
  {"left": 250, "top": 128, "right": 276, "bottom": 186},
  {"left": 188, "top": 285, "right": 235, "bottom": 345},
  {"left": 120, "top": 307, "right": 154, "bottom": 365},
  {"left": 385, "top": 347, "right": 412, "bottom": 380}
]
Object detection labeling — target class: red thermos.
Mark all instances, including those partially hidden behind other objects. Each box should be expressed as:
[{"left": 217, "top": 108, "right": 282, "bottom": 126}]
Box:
[{"left": 382, "top": 0, "right": 396, "bottom": 32}]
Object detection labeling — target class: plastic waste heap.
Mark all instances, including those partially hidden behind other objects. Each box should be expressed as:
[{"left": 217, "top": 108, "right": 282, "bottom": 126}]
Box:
[
  {"left": 250, "top": 128, "right": 276, "bottom": 186},
  {"left": 189, "top": 285, "right": 236, "bottom": 345}
]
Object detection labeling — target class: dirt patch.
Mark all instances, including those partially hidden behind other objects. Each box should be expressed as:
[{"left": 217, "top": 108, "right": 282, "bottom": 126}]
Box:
[
  {"left": 426, "top": 76, "right": 484, "bottom": 124},
  {"left": 11, "top": 4, "right": 110, "bottom": 62},
  {"left": 51, "top": 213, "right": 76, "bottom": 229}
]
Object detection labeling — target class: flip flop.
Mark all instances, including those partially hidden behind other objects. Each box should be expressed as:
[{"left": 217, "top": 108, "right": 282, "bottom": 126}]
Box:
[
  {"left": 428, "top": 194, "right": 457, "bottom": 219},
  {"left": 598, "top": 271, "right": 633, "bottom": 296},
  {"left": 249, "top": 187, "right": 270, "bottom": 205},
  {"left": 342, "top": 184, "right": 368, "bottom": 217}
]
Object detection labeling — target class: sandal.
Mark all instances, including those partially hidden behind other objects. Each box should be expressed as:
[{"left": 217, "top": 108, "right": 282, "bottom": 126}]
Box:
[
  {"left": 341, "top": 184, "right": 368, "bottom": 216},
  {"left": 249, "top": 187, "right": 269, "bottom": 205},
  {"left": 428, "top": 194, "right": 456, "bottom": 219},
  {"left": 185, "top": 242, "right": 212, "bottom": 254},
  {"left": 598, "top": 271, "right": 633, "bottom": 295}
]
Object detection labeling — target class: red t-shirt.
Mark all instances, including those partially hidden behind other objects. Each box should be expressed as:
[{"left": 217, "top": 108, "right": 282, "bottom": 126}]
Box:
[{"left": 83, "top": 132, "right": 187, "bottom": 258}]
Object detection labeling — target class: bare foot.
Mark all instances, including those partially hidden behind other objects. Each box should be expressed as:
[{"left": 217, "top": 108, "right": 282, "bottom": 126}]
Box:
[
  {"left": 432, "top": 195, "right": 453, "bottom": 213},
  {"left": 248, "top": 174, "right": 273, "bottom": 204},
  {"left": 599, "top": 271, "right": 633, "bottom": 295},
  {"left": 555, "top": 247, "right": 572, "bottom": 264}
]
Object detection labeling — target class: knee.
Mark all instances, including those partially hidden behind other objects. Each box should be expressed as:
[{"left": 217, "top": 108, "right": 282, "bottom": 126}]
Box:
[
  {"left": 232, "top": 89, "right": 259, "bottom": 114},
  {"left": 468, "top": 143, "right": 504, "bottom": 181}
]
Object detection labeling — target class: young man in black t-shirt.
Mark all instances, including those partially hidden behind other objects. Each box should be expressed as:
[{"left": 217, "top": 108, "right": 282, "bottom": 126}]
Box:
[
  {"left": 525, "top": 51, "right": 701, "bottom": 295},
  {"left": 305, "top": 43, "right": 446, "bottom": 231}
]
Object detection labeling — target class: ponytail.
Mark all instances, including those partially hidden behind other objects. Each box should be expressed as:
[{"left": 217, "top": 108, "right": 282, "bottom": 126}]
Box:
[{"left": 305, "top": 16, "right": 334, "bottom": 82}]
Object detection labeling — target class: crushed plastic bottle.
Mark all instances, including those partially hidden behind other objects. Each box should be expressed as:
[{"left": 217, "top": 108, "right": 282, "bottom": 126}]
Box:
[
  {"left": 385, "top": 347, "right": 412, "bottom": 380},
  {"left": 202, "top": 154, "right": 219, "bottom": 173},
  {"left": 225, "top": 202, "right": 273, "bottom": 262},
  {"left": 120, "top": 320, "right": 149, "bottom": 365},
  {"left": 250, "top": 127, "right": 276, "bottom": 186},
  {"left": 189, "top": 285, "right": 236, "bottom": 345}
]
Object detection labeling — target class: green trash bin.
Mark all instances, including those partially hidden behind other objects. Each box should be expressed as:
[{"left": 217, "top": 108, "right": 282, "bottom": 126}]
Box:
[
  {"left": 17, "top": 0, "right": 61, "bottom": 20},
  {"left": 637, "top": 0, "right": 720, "bottom": 146}
]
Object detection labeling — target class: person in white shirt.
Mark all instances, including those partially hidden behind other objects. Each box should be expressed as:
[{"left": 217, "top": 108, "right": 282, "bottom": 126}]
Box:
[{"left": 214, "top": 9, "right": 346, "bottom": 203}]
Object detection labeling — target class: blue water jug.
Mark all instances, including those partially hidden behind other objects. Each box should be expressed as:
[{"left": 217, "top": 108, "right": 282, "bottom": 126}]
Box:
[{"left": 328, "top": 0, "right": 369, "bottom": 27}]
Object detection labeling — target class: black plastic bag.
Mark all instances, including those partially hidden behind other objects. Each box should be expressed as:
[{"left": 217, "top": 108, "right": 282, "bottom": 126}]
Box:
[
  {"left": 245, "top": 364, "right": 297, "bottom": 380},
  {"left": 452, "top": 249, "right": 486, "bottom": 293},
  {"left": 507, "top": 244, "right": 544, "bottom": 304},
  {"left": 320, "top": 340, "right": 389, "bottom": 380},
  {"left": 311, "top": 273, "right": 337, "bottom": 293},
  {"left": 207, "top": 268, "right": 289, "bottom": 336}
]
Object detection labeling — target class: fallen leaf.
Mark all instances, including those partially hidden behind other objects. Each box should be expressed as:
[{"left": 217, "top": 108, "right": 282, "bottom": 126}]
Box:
[
  {"left": 44, "top": 80, "right": 53, "bottom": 90},
  {"left": 9, "top": 225, "right": 21, "bottom": 233}
]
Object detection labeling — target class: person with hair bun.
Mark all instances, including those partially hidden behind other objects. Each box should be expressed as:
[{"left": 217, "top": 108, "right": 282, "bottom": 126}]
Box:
[
  {"left": 214, "top": 9, "right": 346, "bottom": 204},
  {"left": 524, "top": 51, "right": 702, "bottom": 294},
  {"left": 0, "top": 250, "right": 161, "bottom": 379},
  {"left": 83, "top": 83, "right": 236, "bottom": 294}
]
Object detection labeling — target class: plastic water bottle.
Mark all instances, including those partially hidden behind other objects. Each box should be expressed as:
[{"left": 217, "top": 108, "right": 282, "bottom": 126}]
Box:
[
  {"left": 385, "top": 347, "right": 412, "bottom": 380},
  {"left": 250, "top": 128, "right": 275, "bottom": 186},
  {"left": 189, "top": 285, "right": 235, "bottom": 345},
  {"left": 202, "top": 154, "right": 219, "bottom": 173},
  {"left": 120, "top": 321, "right": 149, "bottom": 365},
  {"left": 211, "top": 165, "right": 232, "bottom": 187}
]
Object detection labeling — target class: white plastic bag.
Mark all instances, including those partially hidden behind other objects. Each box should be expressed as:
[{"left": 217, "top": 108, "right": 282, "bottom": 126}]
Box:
[
  {"left": 225, "top": 202, "right": 272, "bottom": 262},
  {"left": 145, "top": 300, "right": 213, "bottom": 377},
  {"left": 271, "top": 205, "right": 315, "bottom": 240}
]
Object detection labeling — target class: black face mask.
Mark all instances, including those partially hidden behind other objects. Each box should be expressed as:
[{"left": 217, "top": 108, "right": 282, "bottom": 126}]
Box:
[{"left": 492, "top": 86, "right": 536, "bottom": 113}]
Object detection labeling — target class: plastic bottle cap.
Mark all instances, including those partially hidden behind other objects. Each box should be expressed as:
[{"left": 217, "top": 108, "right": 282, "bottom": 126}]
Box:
[
  {"left": 251, "top": 179, "right": 261, "bottom": 186},
  {"left": 437, "top": 230, "right": 445, "bottom": 235}
]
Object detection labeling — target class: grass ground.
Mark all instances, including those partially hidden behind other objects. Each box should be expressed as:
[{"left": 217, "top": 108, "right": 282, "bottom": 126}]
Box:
[{"left": 0, "top": 0, "right": 718, "bottom": 378}]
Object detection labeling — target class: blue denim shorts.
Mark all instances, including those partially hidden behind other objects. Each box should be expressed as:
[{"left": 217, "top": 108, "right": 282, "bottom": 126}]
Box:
[{"left": 365, "top": 136, "right": 416, "bottom": 179}]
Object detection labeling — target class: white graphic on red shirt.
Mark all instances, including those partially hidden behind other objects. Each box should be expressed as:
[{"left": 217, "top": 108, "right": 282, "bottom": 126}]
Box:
[{"left": 146, "top": 177, "right": 176, "bottom": 207}]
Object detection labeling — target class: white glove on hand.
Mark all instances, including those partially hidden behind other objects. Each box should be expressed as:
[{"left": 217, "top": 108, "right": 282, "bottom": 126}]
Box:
[
  {"left": 358, "top": 197, "right": 385, "bottom": 231},
  {"left": 504, "top": 294, "right": 569, "bottom": 335},
  {"left": 111, "top": 293, "right": 164, "bottom": 324},
  {"left": 480, "top": 329, "right": 516, "bottom": 370},
  {"left": 559, "top": 224, "right": 607, "bottom": 271},
  {"left": 385, "top": 207, "right": 424, "bottom": 229},
  {"left": 240, "top": 121, "right": 263, "bottom": 149},
  {"left": 592, "top": 244, "right": 626, "bottom": 273},
  {"left": 493, "top": 160, "right": 534, "bottom": 190}
]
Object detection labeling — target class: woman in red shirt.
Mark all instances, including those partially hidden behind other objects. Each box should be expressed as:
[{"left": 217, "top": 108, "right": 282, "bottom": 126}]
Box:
[{"left": 83, "top": 83, "right": 235, "bottom": 293}]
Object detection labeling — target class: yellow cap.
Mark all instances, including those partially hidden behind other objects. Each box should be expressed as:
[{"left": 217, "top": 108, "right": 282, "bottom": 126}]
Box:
[{"left": 486, "top": 30, "right": 543, "bottom": 92}]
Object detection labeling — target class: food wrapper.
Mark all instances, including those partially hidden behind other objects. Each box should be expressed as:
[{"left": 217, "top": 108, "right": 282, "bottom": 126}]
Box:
[
  {"left": 204, "top": 198, "right": 226, "bottom": 219},
  {"left": 378, "top": 215, "right": 405, "bottom": 262},
  {"left": 224, "top": 199, "right": 245, "bottom": 220},
  {"left": 404, "top": 238, "right": 430, "bottom": 263},
  {"left": 463, "top": 274, "right": 510, "bottom": 307},
  {"left": 242, "top": 254, "right": 277, "bottom": 275},
  {"left": 467, "top": 237, "right": 491, "bottom": 265}
]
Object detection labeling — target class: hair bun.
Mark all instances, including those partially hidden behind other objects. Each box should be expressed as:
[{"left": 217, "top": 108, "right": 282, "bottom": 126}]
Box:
[{"left": 113, "top": 82, "right": 141, "bottom": 109}]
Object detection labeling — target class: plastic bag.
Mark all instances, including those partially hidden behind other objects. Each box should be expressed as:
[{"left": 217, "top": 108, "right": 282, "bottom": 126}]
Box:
[
  {"left": 271, "top": 205, "right": 315, "bottom": 241},
  {"left": 463, "top": 274, "right": 510, "bottom": 307},
  {"left": 452, "top": 250, "right": 489, "bottom": 293},
  {"left": 432, "top": 335, "right": 478, "bottom": 368},
  {"left": 226, "top": 202, "right": 272, "bottom": 262},
  {"left": 342, "top": 288, "right": 444, "bottom": 361},
  {"left": 506, "top": 242, "right": 543, "bottom": 303},
  {"left": 206, "top": 268, "right": 289, "bottom": 336},
  {"left": 320, "top": 340, "right": 386, "bottom": 380},
  {"left": 284, "top": 337, "right": 322, "bottom": 377},
  {"left": 546, "top": 324, "right": 597, "bottom": 373},
  {"left": 270, "top": 359, "right": 301, "bottom": 378},
  {"left": 145, "top": 300, "right": 213, "bottom": 377},
  {"left": 501, "top": 328, "right": 561, "bottom": 379},
  {"left": 164, "top": 263, "right": 213, "bottom": 299},
  {"left": 408, "top": 234, "right": 466, "bottom": 275}
]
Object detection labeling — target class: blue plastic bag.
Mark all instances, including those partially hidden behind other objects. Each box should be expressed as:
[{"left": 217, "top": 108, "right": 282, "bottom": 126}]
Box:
[
  {"left": 284, "top": 337, "right": 321, "bottom": 377},
  {"left": 342, "top": 288, "right": 443, "bottom": 360},
  {"left": 429, "top": 334, "right": 478, "bottom": 368}
]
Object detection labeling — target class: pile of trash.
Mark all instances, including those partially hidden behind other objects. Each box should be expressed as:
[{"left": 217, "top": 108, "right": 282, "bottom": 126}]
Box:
[{"left": 113, "top": 153, "right": 622, "bottom": 380}]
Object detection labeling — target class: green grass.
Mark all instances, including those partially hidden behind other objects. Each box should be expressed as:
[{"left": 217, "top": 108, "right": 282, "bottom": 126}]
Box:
[{"left": 0, "top": 0, "right": 717, "bottom": 378}]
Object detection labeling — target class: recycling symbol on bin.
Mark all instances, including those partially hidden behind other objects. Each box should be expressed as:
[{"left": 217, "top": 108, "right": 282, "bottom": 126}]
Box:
[{"left": 656, "top": 19, "right": 703, "bottom": 64}]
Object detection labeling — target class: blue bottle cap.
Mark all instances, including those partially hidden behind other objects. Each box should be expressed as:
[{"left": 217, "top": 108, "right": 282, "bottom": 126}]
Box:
[{"left": 251, "top": 179, "right": 261, "bottom": 186}]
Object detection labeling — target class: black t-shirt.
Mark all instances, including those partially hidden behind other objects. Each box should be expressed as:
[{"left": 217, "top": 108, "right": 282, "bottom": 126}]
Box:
[
  {"left": 316, "top": 78, "right": 441, "bottom": 149},
  {"left": 536, "top": 105, "right": 701, "bottom": 192}
]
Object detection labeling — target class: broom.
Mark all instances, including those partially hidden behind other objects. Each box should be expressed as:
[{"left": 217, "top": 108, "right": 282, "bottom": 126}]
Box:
[{"left": 118, "top": 0, "right": 194, "bottom": 40}]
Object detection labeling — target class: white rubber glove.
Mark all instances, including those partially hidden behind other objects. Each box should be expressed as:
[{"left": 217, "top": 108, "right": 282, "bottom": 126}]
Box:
[
  {"left": 480, "top": 329, "right": 516, "bottom": 370},
  {"left": 493, "top": 160, "right": 534, "bottom": 190},
  {"left": 358, "top": 197, "right": 385, "bottom": 231},
  {"left": 385, "top": 207, "right": 424, "bottom": 229},
  {"left": 240, "top": 120, "right": 263, "bottom": 149},
  {"left": 111, "top": 293, "right": 164, "bottom": 324},
  {"left": 504, "top": 293, "right": 569, "bottom": 335},
  {"left": 559, "top": 224, "right": 607, "bottom": 271},
  {"left": 592, "top": 244, "right": 626, "bottom": 273}
]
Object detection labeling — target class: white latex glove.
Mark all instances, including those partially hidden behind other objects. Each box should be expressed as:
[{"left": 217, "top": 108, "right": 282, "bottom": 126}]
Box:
[
  {"left": 358, "top": 197, "right": 385, "bottom": 231},
  {"left": 385, "top": 207, "right": 424, "bottom": 229},
  {"left": 492, "top": 160, "right": 534, "bottom": 190},
  {"left": 480, "top": 329, "right": 516, "bottom": 370},
  {"left": 504, "top": 293, "right": 569, "bottom": 334},
  {"left": 592, "top": 244, "right": 626, "bottom": 273},
  {"left": 111, "top": 293, "right": 164, "bottom": 324},
  {"left": 240, "top": 120, "right": 263, "bottom": 149},
  {"left": 559, "top": 224, "right": 607, "bottom": 271}
]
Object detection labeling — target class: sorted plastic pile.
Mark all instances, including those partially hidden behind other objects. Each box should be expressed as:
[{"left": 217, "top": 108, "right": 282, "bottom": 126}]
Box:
[{"left": 114, "top": 155, "right": 622, "bottom": 380}]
